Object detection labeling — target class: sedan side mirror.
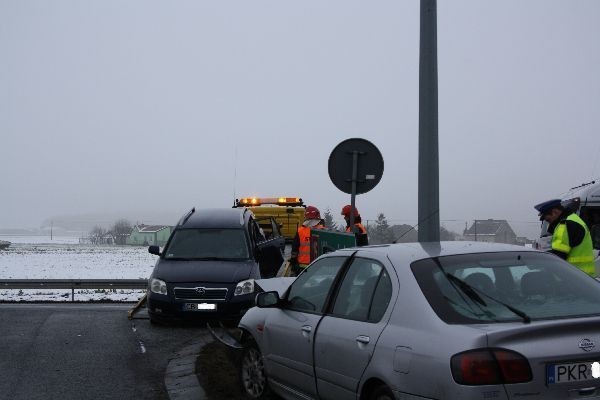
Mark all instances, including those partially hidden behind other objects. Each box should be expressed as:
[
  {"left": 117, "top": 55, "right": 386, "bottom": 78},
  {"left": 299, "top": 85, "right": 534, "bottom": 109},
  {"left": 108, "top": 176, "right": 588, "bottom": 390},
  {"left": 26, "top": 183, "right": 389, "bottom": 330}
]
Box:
[
  {"left": 148, "top": 245, "right": 160, "bottom": 256},
  {"left": 256, "top": 291, "right": 280, "bottom": 308}
]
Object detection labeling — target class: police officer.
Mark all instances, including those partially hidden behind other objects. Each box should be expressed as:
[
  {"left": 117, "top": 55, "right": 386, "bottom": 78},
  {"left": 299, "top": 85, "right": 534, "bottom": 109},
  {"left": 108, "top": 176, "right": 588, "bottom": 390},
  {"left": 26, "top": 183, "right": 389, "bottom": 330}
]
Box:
[
  {"left": 290, "top": 206, "right": 325, "bottom": 276},
  {"left": 534, "top": 198, "right": 595, "bottom": 276}
]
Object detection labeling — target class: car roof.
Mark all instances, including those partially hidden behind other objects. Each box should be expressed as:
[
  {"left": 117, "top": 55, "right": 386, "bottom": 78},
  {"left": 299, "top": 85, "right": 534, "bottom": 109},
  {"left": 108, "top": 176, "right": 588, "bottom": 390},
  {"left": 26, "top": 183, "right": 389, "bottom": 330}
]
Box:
[
  {"left": 178, "top": 208, "right": 250, "bottom": 229},
  {"left": 331, "top": 241, "right": 537, "bottom": 265}
]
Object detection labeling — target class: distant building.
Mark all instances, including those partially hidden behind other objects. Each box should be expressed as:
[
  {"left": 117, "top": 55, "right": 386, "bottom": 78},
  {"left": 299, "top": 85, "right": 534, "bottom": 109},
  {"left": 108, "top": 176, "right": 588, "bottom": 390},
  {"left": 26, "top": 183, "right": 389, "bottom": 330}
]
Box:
[
  {"left": 126, "top": 225, "right": 172, "bottom": 246},
  {"left": 463, "top": 219, "right": 517, "bottom": 244}
]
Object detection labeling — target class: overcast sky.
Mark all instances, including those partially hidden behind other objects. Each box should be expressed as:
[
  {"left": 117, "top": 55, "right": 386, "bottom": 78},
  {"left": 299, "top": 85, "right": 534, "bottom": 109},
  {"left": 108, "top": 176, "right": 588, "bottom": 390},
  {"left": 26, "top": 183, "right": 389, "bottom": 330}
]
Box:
[{"left": 1, "top": 0, "right": 599, "bottom": 239}]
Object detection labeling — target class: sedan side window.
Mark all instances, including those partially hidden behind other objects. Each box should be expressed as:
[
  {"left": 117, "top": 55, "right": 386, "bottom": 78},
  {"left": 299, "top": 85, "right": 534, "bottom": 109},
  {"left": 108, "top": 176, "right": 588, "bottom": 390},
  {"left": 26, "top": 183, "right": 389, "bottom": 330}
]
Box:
[
  {"left": 331, "top": 258, "right": 392, "bottom": 322},
  {"left": 286, "top": 256, "right": 347, "bottom": 313},
  {"left": 369, "top": 269, "right": 393, "bottom": 322}
]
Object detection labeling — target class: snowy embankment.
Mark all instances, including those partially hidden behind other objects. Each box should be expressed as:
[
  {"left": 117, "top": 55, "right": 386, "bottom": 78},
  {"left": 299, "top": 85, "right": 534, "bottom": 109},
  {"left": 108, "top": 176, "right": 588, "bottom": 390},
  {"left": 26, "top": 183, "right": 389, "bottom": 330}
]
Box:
[{"left": 0, "top": 236, "right": 156, "bottom": 302}]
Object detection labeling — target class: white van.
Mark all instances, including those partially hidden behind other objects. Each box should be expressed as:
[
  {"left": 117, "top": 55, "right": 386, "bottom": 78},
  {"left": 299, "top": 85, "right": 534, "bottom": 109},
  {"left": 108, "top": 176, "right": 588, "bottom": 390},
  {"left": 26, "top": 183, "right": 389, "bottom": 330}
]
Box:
[{"left": 535, "top": 180, "right": 600, "bottom": 276}]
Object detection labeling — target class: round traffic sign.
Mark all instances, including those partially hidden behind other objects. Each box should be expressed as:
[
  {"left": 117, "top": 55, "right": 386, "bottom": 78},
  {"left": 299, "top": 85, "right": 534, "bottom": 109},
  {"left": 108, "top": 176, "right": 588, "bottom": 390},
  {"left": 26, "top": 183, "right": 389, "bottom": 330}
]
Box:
[{"left": 328, "top": 138, "right": 384, "bottom": 194}]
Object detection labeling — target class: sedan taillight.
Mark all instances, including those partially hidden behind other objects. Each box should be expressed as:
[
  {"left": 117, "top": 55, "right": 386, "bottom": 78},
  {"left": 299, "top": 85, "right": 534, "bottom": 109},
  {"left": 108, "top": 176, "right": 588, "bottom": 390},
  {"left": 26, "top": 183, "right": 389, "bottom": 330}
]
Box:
[{"left": 451, "top": 349, "right": 532, "bottom": 385}]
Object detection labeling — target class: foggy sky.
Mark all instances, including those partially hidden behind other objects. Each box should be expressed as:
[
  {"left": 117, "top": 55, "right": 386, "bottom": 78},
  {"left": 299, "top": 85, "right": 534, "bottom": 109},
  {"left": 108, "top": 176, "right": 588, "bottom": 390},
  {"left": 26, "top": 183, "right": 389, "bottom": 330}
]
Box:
[{"left": 1, "top": 0, "right": 599, "bottom": 239}]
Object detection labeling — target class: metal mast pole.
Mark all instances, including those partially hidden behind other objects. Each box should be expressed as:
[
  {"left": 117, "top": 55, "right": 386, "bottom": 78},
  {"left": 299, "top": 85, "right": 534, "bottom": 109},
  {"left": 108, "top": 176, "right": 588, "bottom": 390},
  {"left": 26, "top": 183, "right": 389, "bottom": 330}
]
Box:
[{"left": 418, "top": 0, "right": 440, "bottom": 242}]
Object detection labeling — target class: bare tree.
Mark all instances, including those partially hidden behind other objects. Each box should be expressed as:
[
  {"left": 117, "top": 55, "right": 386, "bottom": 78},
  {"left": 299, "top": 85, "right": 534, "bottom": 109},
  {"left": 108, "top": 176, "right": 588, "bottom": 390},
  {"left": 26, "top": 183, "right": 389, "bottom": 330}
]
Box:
[
  {"left": 110, "top": 219, "right": 132, "bottom": 245},
  {"left": 89, "top": 225, "right": 107, "bottom": 245}
]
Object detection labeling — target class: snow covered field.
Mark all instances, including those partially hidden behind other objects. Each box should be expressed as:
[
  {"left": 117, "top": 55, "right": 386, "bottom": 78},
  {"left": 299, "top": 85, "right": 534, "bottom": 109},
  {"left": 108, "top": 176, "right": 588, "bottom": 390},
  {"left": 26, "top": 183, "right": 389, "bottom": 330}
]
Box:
[{"left": 0, "top": 236, "right": 156, "bottom": 301}]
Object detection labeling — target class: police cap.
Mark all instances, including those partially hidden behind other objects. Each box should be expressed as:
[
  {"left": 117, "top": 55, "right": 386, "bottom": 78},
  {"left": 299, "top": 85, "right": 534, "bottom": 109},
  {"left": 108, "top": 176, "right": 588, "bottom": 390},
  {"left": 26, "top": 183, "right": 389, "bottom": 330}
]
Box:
[{"left": 534, "top": 199, "right": 562, "bottom": 216}]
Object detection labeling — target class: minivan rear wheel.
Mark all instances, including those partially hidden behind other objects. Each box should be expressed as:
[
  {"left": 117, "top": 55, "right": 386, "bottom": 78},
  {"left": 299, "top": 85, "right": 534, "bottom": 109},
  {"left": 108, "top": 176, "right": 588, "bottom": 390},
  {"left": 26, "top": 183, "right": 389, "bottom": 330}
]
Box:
[{"left": 240, "top": 340, "right": 270, "bottom": 399}]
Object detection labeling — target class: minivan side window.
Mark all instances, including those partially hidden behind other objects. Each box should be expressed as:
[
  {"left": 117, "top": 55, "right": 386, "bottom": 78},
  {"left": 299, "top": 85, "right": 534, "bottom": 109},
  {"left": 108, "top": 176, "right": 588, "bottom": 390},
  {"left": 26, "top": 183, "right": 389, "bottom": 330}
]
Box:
[
  {"left": 247, "top": 218, "right": 265, "bottom": 251},
  {"left": 331, "top": 258, "right": 392, "bottom": 322}
]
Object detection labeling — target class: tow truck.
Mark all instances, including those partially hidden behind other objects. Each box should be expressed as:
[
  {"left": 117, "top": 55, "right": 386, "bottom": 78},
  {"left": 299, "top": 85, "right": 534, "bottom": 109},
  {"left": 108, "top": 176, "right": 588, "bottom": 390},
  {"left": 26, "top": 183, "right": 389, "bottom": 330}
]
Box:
[
  {"left": 233, "top": 197, "right": 306, "bottom": 242},
  {"left": 233, "top": 196, "right": 357, "bottom": 276}
]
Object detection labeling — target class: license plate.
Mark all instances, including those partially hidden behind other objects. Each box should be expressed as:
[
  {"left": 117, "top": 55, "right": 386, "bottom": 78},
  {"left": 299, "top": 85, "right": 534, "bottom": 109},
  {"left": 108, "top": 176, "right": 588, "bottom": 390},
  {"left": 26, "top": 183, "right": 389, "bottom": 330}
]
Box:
[
  {"left": 183, "top": 303, "right": 216, "bottom": 311},
  {"left": 547, "top": 361, "right": 597, "bottom": 384}
]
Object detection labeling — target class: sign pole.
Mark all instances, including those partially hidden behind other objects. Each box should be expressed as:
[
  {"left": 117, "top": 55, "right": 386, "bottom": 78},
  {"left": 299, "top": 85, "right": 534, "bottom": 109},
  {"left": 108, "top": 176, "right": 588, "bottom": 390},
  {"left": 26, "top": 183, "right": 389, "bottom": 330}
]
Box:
[{"left": 349, "top": 150, "right": 358, "bottom": 230}]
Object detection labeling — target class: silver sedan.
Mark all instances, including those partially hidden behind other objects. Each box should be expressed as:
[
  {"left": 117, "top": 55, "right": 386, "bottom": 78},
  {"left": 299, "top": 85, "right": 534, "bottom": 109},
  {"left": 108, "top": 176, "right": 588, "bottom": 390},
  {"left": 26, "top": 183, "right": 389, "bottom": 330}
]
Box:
[{"left": 236, "top": 241, "right": 600, "bottom": 400}]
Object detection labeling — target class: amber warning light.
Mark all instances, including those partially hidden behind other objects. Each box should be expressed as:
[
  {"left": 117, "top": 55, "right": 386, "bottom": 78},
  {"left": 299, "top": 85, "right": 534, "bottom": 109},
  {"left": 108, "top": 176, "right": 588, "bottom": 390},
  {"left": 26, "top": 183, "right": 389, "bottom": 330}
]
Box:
[{"left": 236, "top": 197, "right": 303, "bottom": 207}]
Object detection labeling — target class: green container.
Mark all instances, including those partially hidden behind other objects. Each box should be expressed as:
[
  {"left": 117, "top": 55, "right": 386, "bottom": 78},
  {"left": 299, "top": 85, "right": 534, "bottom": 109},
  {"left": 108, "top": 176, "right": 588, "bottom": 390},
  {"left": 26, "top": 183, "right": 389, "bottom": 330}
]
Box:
[{"left": 309, "top": 229, "right": 356, "bottom": 261}]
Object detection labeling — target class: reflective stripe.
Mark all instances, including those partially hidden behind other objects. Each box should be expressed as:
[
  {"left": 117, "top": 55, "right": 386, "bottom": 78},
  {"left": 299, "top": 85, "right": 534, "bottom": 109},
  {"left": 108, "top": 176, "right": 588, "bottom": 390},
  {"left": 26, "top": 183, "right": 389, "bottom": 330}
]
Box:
[{"left": 569, "top": 255, "right": 594, "bottom": 262}]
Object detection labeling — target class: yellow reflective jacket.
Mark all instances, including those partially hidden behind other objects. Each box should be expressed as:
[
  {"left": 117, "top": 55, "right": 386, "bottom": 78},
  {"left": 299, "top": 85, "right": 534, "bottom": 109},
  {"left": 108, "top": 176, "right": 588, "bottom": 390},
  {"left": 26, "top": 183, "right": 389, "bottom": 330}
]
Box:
[{"left": 552, "top": 213, "right": 595, "bottom": 276}]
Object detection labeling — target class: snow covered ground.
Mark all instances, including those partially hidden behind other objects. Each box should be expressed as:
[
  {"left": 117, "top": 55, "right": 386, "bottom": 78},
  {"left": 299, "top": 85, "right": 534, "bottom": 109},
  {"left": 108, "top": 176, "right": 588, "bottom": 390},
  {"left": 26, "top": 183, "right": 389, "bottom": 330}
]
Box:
[{"left": 0, "top": 236, "right": 156, "bottom": 302}]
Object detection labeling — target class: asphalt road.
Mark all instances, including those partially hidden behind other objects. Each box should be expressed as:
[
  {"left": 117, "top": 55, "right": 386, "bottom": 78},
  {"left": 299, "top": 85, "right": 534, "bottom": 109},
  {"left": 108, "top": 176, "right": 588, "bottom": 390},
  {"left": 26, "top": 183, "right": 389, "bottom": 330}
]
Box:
[{"left": 0, "top": 303, "right": 208, "bottom": 400}]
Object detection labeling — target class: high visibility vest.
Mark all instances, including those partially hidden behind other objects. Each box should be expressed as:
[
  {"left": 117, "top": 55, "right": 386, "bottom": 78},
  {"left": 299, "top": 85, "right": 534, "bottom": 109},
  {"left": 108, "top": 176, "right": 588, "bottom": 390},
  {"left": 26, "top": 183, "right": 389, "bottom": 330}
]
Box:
[
  {"left": 297, "top": 224, "right": 324, "bottom": 265},
  {"left": 346, "top": 223, "right": 367, "bottom": 234},
  {"left": 552, "top": 214, "right": 595, "bottom": 276}
]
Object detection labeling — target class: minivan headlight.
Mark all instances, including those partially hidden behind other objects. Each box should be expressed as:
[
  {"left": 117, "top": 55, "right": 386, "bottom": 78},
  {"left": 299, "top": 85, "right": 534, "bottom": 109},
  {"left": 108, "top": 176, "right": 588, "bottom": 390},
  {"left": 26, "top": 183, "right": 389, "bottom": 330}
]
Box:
[
  {"left": 150, "top": 278, "right": 167, "bottom": 295},
  {"left": 234, "top": 279, "right": 255, "bottom": 296}
]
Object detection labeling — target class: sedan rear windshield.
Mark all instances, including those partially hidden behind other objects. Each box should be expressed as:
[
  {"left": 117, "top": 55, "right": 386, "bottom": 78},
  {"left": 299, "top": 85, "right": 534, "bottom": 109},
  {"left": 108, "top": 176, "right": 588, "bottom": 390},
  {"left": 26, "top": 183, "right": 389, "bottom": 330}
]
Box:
[
  {"left": 164, "top": 228, "right": 250, "bottom": 260},
  {"left": 412, "top": 251, "right": 600, "bottom": 324}
]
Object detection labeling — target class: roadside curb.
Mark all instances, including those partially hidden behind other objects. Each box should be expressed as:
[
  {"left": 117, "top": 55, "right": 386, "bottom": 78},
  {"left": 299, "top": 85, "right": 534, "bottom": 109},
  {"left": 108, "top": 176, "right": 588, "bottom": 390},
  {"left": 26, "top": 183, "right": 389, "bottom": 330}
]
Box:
[{"left": 165, "top": 331, "right": 214, "bottom": 400}]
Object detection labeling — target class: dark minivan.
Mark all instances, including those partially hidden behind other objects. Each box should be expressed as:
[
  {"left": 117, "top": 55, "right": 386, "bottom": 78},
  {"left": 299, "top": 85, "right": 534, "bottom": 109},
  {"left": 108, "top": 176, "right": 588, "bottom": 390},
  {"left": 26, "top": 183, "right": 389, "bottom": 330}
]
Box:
[{"left": 147, "top": 207, "right": 284, "bottom": 323}]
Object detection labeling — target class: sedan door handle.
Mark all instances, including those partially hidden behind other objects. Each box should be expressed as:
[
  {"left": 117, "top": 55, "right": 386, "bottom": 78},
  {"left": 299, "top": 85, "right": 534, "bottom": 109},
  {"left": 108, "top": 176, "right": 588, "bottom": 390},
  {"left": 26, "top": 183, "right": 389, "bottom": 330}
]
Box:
[{"left": 356, "top": 335, "right": 370, "bottom": 344}]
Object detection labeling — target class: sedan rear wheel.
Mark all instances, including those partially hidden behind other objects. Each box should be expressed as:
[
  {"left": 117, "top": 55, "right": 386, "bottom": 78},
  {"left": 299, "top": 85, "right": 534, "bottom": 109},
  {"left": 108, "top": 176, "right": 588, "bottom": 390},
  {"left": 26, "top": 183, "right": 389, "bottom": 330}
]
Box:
[
  {"left": 240, "top": 341, "right": 270, "bottom": 399},
  {"left": 369, "top": 384, "right": 394, "bottom": 400}
]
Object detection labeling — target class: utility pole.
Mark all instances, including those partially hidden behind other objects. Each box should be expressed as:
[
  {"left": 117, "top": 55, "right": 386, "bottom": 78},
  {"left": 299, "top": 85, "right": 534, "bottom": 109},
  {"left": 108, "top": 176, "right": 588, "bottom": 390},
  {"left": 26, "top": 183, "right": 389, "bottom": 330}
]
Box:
[{"left": 418, "top": 0, "right": 440, "bottom": 242}]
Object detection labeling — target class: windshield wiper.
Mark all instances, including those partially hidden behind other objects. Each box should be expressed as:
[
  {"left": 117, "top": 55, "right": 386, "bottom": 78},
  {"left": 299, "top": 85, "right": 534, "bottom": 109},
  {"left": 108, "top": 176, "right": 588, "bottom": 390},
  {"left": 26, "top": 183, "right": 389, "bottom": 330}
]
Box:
[
  {"left": 443, "top": 295, "right": 498, "bottom": 321},
  {"left": 445, "top": 273, "right": 487, "bottom": 306},
  {"left": 445, "top": 273, "right": 531, "bottom": 324},
  {"left": 432, "top": 257, "right": 531, "bottom": 324}
]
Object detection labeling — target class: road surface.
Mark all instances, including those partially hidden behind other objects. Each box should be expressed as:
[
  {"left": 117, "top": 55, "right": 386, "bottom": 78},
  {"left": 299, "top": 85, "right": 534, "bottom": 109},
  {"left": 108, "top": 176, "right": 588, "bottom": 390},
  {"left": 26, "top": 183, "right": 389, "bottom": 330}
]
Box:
[{"left": 0, "top": 303, "right": 208, "bottom": 400}]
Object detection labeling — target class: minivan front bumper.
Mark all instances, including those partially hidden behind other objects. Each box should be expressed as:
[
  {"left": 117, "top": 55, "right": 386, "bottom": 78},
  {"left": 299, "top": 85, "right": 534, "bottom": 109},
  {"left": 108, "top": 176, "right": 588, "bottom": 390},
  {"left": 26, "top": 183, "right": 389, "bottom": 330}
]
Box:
[{"left": 147, "top": 287, "right": 256, "bottom": 322}]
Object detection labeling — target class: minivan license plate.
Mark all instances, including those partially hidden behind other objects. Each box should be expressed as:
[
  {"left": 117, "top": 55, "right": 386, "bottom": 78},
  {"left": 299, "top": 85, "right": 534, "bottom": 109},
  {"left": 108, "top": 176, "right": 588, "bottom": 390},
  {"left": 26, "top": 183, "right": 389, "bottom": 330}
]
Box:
[
  {"left": 547, "top": 361, "right": 596, "bottom": 384},
  {"left": 183, "top": 303, "right": 216, "bottom": 311}
]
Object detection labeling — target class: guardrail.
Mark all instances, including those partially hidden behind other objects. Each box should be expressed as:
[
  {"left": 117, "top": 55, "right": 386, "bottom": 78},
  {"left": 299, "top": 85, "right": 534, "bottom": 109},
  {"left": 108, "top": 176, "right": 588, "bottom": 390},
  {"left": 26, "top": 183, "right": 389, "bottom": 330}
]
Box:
[{"left": 0, "top": 279, "right": 148, "bottom": 301}]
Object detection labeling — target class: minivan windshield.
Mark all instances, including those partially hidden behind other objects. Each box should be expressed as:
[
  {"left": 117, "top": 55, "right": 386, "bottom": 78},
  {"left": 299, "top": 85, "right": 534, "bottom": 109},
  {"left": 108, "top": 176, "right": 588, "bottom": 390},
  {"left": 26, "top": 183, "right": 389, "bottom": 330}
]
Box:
[
  {"left": 164, "top": 228, "right": 250, "bottom": 260},
  {"left": 412, "top": 251, "right": 600, "bottom": 324}
]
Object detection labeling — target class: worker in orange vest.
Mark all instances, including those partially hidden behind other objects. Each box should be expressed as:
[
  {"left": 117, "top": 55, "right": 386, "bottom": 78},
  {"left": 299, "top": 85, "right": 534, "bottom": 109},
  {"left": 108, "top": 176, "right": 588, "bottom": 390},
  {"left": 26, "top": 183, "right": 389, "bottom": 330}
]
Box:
[
  {"left": 290, "top": 206, "right": 325, "bottom": 276},
  {"left": 341, "top": 204, "right": 368, "bottom": 246}
]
